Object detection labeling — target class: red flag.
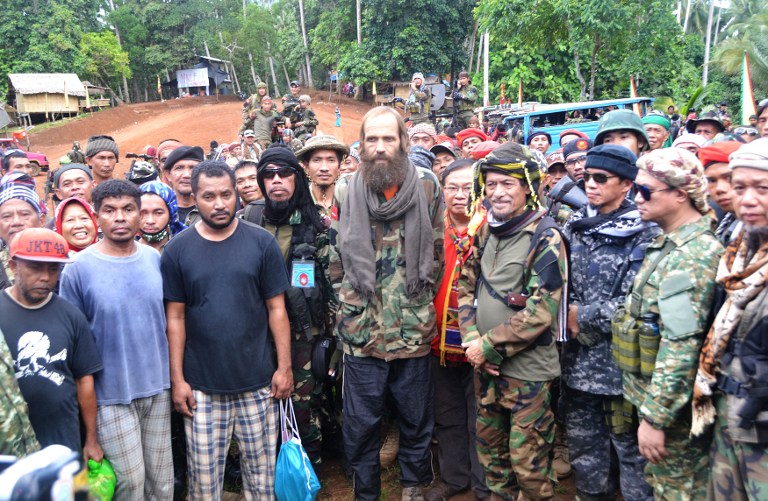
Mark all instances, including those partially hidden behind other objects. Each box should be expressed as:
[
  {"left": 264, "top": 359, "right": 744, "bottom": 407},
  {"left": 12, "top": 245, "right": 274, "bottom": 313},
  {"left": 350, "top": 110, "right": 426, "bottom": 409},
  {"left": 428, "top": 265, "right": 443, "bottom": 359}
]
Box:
[{"left": 500, "top": 83, "right": 506, "bottom": 105}]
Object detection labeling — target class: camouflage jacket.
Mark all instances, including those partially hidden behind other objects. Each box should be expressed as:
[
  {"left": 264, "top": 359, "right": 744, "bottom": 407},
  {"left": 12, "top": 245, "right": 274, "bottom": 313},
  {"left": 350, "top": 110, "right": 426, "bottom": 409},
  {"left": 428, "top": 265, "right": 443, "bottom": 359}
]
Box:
[
  {"left": 290, "top": 107, "right": 318, "bottom": 136},
  {"left": 283, "top": 96, "right": 300, "bottom": 118},
  {"left": 0, "top": 246, "right": 12, "bottom": 290},
  {"left": 0, "top": 330, "right": 40, "bottom": 456},
  {"left": 622, "top": 217, "right": 723, "bottom": 428},
  {"left": 562, "top": 202, "right": 659, "bottom": 395},
  {"left": 456, "top": 84, "right": 479, "bottom": 113},
  {"left": 458, "top": 213, "right": 567, "bottom": 381},
  {"left": 406, "top": 85, "right": 432, "bottom": 123},
  {"left": 328, "top": 168, "right": 444, "bottom": 359}
]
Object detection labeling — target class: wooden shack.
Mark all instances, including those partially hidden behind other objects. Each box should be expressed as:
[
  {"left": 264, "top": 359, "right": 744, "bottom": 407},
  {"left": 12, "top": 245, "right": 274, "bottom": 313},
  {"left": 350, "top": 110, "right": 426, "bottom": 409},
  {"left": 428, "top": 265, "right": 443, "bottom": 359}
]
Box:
[{"left": 8, "top": 73, "right": 86, "bottom": 121}]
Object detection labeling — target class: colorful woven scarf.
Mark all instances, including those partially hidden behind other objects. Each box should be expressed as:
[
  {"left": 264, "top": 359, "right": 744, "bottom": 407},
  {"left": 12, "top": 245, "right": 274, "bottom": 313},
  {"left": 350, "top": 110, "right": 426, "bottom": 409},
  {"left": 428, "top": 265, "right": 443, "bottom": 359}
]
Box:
[{"left": 692, "top": 231, "right": 768, "bottom": 435}]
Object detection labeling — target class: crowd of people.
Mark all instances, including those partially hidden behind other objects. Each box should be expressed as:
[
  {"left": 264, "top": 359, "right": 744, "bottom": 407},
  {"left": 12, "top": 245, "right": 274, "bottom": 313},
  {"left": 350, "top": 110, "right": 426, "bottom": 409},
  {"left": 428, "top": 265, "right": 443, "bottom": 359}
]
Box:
[{"left": 0, "top": 75, "right": 767, "bottom": 501}]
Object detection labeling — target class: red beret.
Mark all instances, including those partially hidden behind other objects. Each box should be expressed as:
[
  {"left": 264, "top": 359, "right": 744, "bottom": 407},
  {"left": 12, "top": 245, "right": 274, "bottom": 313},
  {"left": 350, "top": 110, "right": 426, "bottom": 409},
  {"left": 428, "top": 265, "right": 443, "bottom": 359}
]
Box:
[
  {"left": 470, "top": 141, "right": 501, "bottom": 160},
  {"left": 456, "top": 128, "right": 489, "bottom": 147},
  {"left": 698, "top": 141, "right": 743, "bottom": 167},
  {"left": 559, "top": 129, "right": 589, "bottom": 145}
]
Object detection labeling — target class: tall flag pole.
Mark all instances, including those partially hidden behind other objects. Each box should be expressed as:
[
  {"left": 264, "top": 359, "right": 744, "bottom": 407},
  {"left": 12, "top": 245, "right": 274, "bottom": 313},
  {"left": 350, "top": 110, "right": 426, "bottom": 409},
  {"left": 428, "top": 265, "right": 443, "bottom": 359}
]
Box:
[
  {"left": 742, "top": 51, "right": 757, "bottom": 125},
  {"left": 630, "top": 76, "right": 641, "bottom": 116},
  {"left": 517, "top": 78, "right": 523, "bottom": 107},
  {"left": 158, "top": 75, "right": 164, "bottom": 102}
]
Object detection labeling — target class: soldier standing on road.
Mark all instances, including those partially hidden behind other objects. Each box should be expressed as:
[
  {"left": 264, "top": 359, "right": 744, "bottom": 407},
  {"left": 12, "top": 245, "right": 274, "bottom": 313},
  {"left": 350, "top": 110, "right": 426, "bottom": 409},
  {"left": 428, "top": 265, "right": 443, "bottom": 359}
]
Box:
[
  {"left": 290, "top": 95, "right": 319, "bottom": 139},
  {"left": 283, "top": 81, "right": 302, "bottom": 119},
  {"left": 458, "top": 141, "right": 568, "bottom": 500},
  {"left": 562, "top": 145, "right": 658, "bottom": 501},
  {"left": 406, "top": 72, "right": 432, "bottom": 126},
  {"left": 452, "top": 71, "right": 479, "bottom": 130},
  {"left": 614, "top": 148, "right": 722, "bottom": 499},
  {"left": 251, "top": 97, "right": 281, "bottom": 151}
]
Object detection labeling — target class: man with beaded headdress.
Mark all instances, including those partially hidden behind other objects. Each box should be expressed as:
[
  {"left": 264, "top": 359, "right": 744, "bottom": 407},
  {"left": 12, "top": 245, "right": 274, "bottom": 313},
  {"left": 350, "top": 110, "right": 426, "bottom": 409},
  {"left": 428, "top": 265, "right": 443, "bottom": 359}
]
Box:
[{"left": 457, "top": 141, "right": 568, "bottom": 500}]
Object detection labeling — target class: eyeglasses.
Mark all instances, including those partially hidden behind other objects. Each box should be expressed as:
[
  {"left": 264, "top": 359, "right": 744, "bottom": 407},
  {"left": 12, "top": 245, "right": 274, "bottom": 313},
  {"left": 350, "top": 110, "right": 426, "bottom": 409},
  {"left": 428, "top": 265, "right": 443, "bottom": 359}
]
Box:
[
  {"left": 261, "top": 167, "right": 295, "bottom": 180},
  {"left": 443, "top": 185, "right": 472, "bottom": 195},
  {"left": 583, "top": 172, "right": 619, "bottom": 184},
  {"left": 635, "top": 183, "right": 676, "bottom": 201},
  {"left": 735, "top": 127, "right": 758, "bottom": 136},
  {"left": 564, "top": 156, "right": 587, "bottom": 167}
]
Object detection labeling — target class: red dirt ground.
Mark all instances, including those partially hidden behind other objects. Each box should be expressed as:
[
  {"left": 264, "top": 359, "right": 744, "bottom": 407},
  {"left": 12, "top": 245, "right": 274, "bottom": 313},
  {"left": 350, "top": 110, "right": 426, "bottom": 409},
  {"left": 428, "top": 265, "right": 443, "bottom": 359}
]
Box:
[{"left": 27, "top": 91, "right": 369, "bottom": 183}]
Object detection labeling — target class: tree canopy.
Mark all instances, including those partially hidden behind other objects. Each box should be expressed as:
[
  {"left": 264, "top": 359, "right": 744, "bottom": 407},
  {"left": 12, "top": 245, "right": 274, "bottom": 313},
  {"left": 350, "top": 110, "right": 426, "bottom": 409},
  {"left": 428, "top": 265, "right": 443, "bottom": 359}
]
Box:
[{"left": 0, "top": 0, "right": 764, "bottom": 117}]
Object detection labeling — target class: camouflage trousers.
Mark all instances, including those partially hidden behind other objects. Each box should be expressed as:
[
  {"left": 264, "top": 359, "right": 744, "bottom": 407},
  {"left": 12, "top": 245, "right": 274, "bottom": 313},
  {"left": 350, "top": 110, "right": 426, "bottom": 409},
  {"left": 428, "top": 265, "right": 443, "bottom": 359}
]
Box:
[
  {"left": 456, "top": 111, "right": 475, "bottom": 130},
  {"left": 292, "top": 339, "right": 323, "bottom": 464},
  {"left": 644, "top": 419, "right": 710, "bottom": 500},
  {"left": 474, "top": 372, "right": 556, "bottom": 500},
  {"left": 560, "top": 386, "right": 652, "bottom": 500},
  {"left": 708, "top": 395, "right": 768, "bottom": 501}
]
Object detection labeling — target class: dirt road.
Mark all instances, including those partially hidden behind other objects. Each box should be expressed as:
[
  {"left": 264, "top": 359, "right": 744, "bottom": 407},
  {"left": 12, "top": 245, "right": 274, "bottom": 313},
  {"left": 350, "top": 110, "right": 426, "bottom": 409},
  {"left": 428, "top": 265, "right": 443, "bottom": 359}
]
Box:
[{"left": 29, "top": 92, "right": 370, "bottom": 180}]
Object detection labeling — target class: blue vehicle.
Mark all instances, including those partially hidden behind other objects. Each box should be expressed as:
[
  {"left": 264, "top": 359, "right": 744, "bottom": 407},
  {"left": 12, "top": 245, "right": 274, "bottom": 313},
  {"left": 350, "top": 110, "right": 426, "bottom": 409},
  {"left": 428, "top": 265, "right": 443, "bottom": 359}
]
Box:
[{"left": 485, "top": 97, "right": 655, "bottom": 154}]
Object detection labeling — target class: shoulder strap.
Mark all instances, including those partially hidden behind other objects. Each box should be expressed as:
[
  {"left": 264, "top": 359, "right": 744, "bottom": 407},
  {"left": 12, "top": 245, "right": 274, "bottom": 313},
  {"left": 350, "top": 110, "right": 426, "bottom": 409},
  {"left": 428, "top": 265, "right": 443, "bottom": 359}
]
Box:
[
  {"left": 628, "top": 239, "right": 677, "bottom": 318},
  {"left": 243, "top": 200, "right": 265, "bottom": 226}
]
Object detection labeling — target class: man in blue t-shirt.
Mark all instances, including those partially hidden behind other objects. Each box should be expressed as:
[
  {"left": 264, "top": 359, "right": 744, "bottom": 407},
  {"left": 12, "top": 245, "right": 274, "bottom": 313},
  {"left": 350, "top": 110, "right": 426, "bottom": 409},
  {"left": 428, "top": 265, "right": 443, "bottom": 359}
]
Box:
[
  {"left": 1, "top": 228, "right": 102, "bottom": 457},
  {"left": 60, "top": 180, "right": 173, "bottom": 500},
  {"left": 161, "top": 160, "right": 292, "bottom": 499}
]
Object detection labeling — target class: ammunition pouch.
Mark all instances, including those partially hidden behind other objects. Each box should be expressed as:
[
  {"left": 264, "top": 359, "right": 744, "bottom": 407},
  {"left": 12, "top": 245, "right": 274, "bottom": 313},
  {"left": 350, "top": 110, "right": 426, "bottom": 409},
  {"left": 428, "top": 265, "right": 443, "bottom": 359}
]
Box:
[
  {"left": 604, "top": 396, "right": 637, "bottom": 435},
  {"left": 612, "top": 306, "right": 641, "bottom": 374}
]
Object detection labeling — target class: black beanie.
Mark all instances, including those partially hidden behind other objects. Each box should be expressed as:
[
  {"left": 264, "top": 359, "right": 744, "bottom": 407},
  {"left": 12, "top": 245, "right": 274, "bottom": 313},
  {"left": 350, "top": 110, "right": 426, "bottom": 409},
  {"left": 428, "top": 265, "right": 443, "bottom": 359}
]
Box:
[
  {"left": 163, "top": 146, "right": 205, "bottom": 171},
  {"left": 585, "top": 144, "right": 638, "bottom": 181}
]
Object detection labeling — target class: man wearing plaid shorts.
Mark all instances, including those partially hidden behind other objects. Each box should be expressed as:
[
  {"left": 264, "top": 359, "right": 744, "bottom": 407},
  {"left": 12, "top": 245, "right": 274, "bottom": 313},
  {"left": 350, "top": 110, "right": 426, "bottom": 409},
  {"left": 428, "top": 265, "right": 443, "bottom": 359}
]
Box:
[
  {"left": 60, "top": 180, "right": 173, "bottom": 500},
  {"left": 161, "top": 161, "right": 293, "bottom": 500}
]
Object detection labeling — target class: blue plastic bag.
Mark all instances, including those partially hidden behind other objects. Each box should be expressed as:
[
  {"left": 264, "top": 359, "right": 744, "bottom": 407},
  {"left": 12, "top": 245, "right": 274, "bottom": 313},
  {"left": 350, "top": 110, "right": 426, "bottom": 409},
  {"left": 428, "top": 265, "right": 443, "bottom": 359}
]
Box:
[{"left": 275, "top": 399, "right": 321, "bottom": 501}]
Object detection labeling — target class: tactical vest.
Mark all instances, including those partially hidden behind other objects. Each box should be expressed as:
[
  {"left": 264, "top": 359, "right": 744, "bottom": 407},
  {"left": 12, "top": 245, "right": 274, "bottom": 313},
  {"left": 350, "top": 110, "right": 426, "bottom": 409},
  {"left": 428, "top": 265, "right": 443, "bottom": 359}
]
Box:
[
  {"left": 243, "top": 201, "right": 325, "bottom": 341},
  {"left": 474, "top": 215, "right": 563, "bottom": 348},
  {"left": 612, "top": 240, "right": 677, "bottom": 376}
]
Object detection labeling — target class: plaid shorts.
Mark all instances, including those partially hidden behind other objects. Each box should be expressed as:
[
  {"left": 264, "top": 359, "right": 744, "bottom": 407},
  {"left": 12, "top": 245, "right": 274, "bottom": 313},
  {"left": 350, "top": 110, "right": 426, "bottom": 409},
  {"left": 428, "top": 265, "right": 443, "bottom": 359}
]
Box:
[
  {"left": 185, "top": 386, "right": 278, "bottom": 500},
  {"left": 97, "top": 390, "right": 173, "bottom": 501}
]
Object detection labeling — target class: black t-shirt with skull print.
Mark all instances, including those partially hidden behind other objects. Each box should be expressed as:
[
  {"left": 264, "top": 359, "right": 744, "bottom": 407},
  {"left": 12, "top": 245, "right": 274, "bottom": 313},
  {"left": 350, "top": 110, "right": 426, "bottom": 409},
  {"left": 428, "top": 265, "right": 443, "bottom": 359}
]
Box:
[{"left": 0, "top": 290, "right": 102, "bottom": 451}]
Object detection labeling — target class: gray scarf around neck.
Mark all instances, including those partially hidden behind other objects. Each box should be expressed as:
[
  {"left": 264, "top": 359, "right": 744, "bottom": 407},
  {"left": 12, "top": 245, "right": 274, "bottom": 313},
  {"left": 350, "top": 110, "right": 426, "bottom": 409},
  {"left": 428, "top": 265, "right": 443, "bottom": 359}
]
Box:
[{"left": 340, "top": 161, "right": 434, "bottom": 299}]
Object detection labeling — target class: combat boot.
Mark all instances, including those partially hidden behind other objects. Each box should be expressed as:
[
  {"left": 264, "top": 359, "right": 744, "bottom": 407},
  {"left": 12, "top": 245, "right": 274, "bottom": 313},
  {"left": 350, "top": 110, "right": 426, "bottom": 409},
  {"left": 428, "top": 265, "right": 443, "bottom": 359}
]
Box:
[
  {"left": 552, "top": 423, "right": 572, "bottom": 479},
  {"left": 379, "top": 421, "right": 400, "bottom": 468}
]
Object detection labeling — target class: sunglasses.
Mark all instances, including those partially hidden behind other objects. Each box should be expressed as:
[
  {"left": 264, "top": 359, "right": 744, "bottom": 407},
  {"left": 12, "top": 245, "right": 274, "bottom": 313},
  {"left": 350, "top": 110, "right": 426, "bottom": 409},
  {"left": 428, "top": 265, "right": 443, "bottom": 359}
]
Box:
[
  {"left": 735, "top": 127, "right": 758, "bottom": 136},
  {"left": 583, "top": 172, "right": 619, "bottom": 184},
  {"left": 261, "top": 167, "right": 295, "bottom": 180},
  {"left": 635, "top": 183, "right": 675, "bottom": 201}
]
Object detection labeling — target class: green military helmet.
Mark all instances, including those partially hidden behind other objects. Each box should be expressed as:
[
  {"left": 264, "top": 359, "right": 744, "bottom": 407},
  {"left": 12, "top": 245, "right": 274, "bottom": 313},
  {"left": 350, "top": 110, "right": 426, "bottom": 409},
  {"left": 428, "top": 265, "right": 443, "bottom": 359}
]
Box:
[
  {"left": 257, "top": 82, "right": 268, "bottom": 90},
  {"left": 126, "top": 160, "right": 159, "bottom": 186},
  {"left": 595, "top": 109, "right": 651, "bottom": 151}
]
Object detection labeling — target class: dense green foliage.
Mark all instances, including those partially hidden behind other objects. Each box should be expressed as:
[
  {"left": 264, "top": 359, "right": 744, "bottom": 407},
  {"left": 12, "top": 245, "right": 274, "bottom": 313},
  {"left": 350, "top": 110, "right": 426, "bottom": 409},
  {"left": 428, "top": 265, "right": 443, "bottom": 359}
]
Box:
[{"left": 0, "top": 0, "right": 764, "bottom": 113}]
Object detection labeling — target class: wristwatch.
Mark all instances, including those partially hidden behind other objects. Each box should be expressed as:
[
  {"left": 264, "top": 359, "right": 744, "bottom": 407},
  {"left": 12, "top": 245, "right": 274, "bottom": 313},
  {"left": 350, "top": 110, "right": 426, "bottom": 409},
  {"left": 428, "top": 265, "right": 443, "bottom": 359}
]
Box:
[{"left": 643, "top": 415, "right": 663, "bottom": 430}]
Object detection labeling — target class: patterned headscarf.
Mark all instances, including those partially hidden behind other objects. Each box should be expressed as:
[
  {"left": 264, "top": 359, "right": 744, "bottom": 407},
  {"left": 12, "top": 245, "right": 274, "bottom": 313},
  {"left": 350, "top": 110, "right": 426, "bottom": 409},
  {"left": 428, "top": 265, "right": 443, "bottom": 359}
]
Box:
[
  {"left": 139, "top": 181, "right": 187, "bottom": 235},
  {"left": 0, "top": 171, "right": 46, "bottom": 215},
  {"left": 636, "top": 147, "right": 709, "bottom": 215},
  {"left": 471, "top": 141, "right": 543, "bottom": 211}
]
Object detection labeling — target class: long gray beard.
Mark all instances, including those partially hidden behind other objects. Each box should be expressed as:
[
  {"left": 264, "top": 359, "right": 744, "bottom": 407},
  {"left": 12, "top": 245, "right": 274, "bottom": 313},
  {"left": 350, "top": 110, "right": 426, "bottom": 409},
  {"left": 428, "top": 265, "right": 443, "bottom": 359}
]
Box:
[{"left": 359, "top": 149, "right": 409, "bottom": 193}]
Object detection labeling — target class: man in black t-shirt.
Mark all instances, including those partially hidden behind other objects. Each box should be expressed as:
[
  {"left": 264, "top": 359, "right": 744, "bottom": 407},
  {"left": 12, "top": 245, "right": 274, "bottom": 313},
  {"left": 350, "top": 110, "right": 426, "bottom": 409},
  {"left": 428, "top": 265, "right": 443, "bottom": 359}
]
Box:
[
  {"left": 0, "top": 228, "right": 102, "bottom": 458},
  {"left": 161, "top": 160, "right": 293, "bottom": 499}
]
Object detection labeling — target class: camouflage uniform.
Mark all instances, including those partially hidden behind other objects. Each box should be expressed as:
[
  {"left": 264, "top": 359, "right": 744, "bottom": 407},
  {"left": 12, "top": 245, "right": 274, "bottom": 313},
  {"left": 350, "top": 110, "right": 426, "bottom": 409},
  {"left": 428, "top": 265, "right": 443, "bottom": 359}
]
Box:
[
  {"left": 406, "top": 85, "right": 432, "bottom": 125},
  {"left": 458, "top": 213, "right": 567, "bottom": 500},
  {"left": 561, "top": 201, "right": 658, "bottom": 500},
  {"left": 290, "top": 107, "right": 318, "bottom": 137},
  {"left": 0, "top": 330, "right": 40, "bottom": 457},
  {"left": 282, "top": 95, "right": 300, "bottom": 119},
  {"left": 454, "top": 84, "right": 479, "bottom": 129},
  {"left": 328, "top": 166, "right": 444, "bottom": 499},
  {"left": 620, "top": 217, "right": 722, "bottom": 499},
  {"left": 261, "top": 210, "right": 335, "bottom": 465},
  {"left": 0, "top": 246, "right": 13, "bottom": 290}
]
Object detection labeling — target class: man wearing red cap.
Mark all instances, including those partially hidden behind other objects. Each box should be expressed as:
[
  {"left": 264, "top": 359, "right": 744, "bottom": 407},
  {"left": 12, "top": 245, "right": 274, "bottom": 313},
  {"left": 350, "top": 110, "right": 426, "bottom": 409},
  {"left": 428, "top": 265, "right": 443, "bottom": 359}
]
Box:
[
  {"left": 698, "top": 141, "right": 744, "bottom": 244},
  {"left": 456, "top": 128, "right": 489, "bottom": 159},
  {"left": 559, "top": 129, "right": 588, "bottom": 147},
  {"left": 0, "top": 228, "right": 102, "bottom": 460}
]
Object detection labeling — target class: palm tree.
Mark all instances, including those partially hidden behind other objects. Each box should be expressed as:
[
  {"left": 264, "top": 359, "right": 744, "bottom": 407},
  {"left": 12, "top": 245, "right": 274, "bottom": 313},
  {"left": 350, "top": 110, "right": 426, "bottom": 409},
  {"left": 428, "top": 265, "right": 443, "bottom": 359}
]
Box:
[{"left": 713, "top": 13, "right": 768, "bottom": 98}]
